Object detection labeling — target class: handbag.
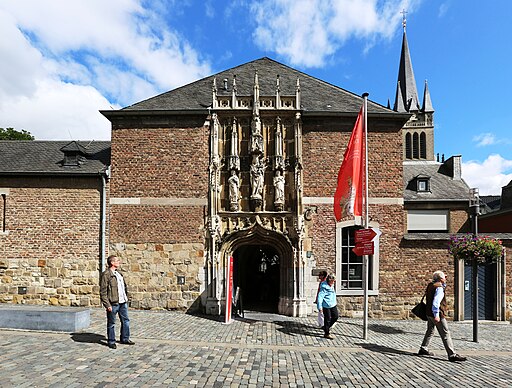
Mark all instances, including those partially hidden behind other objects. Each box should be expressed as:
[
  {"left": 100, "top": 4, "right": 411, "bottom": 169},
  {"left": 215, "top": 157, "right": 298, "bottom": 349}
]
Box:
[{"left": 411, "top": 293, "right": 428, "bottom": 321}]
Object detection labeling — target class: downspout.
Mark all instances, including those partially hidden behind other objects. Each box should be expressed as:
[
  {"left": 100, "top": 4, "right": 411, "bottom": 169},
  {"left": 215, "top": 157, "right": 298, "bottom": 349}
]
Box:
[{"left": 100, "top": 166, "right": 111, "bottom": 273}]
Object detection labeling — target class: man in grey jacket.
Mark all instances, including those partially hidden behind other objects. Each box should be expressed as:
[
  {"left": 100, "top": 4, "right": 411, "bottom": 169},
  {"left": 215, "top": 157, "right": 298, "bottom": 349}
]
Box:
[{"left": 100, "top": 255, "right": 134, "bottom": 349}]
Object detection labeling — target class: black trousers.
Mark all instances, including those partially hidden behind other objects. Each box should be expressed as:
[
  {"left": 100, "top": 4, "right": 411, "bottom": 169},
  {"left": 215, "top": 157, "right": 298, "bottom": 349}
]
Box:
[{"left": 323, "top": 306, "right": 339, "bottom": 335}]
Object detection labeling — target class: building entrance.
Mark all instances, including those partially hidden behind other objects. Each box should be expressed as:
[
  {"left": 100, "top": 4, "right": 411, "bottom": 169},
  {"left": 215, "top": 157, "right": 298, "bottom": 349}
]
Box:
[{"left": 233, "top": 245, "right": 280, "bottom": 313}]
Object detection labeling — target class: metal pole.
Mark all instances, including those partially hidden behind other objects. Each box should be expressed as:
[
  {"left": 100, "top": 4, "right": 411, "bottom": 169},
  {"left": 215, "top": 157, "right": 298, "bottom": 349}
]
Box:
[
  {"left": 362, "top": 93, "right": 369, "bottom": 340},
  {"left": 469, "top": 188, "right": 479, "bottom": 343}
]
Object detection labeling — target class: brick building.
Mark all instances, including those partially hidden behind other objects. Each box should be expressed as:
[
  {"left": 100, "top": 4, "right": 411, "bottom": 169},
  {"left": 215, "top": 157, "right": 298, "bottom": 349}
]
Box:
[
  {"left": 0, "top": 141, "right": 110, "bottom": 306},
  {"left": 1, "top": 24, "right": 510, "bottom": 319}
]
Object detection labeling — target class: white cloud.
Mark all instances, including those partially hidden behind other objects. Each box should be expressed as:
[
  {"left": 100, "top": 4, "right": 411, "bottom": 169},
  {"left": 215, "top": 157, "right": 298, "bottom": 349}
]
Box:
[
  {"left": 0, "top": 78, "right": 114, "bottom": 140},
  {"left": 462, "top": 154, "right": 512, "bottom": 196},
  {"left": 250, "top": 0, "right": 422, "bottom": 67},
  {"left": 473, "top": 132, "right": 497, "bottom": 147},
  {"left": 438, "top": 2, "right": 450, "bottom": 18},
  {"left": 0, "top": 0, "right": 212, "bottom": 140}
]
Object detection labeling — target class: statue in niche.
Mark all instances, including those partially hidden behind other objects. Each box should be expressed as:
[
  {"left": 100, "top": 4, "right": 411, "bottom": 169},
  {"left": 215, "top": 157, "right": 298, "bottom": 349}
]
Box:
[
  {"left": 250, "top": 116, "right": 263, "bottom": 153},
  {"left": 273, "top": 170, "right": 285, "bottom": 210},
  {"left": 228, "top": 170, "right": 240, "bottom": 211},
  {"left": 250, "top": 156, "right": 265, "bottom": 199}
]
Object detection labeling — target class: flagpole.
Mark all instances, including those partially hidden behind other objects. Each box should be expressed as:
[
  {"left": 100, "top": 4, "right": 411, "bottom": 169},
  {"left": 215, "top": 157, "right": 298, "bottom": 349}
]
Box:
[{"left": 362, "top": 92, "right": 369, "bottom": 340}]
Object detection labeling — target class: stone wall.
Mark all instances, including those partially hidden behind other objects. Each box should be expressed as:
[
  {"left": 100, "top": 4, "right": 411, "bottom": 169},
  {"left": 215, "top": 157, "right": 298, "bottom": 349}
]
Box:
[
  {"left": 110, "top": 242, "right": 205, "bottom": 310},
  {"left": 0, "top": 176, "right": 105, "bottom": 307}
]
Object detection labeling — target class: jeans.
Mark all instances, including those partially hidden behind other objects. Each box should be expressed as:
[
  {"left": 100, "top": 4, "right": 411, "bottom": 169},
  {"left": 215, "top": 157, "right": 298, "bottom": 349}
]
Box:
[
  {"left": 323, "top": 306, "right": 339, "bottom": 335},
  {"left": 107, "top": 302, "right": 130, "bottom": 344},
  {"left": 420, "top": 316, "right": 455, "bottom": 357}
]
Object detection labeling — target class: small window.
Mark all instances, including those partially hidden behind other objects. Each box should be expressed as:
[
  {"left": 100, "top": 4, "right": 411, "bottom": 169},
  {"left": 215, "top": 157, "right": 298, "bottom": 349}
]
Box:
[{"left": 417, "top": 178, "right": 429, "bottom": 192}]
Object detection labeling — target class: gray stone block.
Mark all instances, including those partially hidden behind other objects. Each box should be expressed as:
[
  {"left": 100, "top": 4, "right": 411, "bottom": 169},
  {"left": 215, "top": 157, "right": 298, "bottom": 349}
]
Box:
[{"left": 0, "top": 305, "right": 90, "bottom": 332}]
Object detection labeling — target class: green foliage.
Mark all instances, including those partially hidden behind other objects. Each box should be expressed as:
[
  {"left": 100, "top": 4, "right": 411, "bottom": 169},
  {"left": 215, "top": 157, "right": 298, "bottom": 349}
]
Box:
[
  {"left": 0, "top": 127, "right": 35, "bottom": 140},
  {"left": 449, "top": 234, "right": 503, "bottom": 264}
]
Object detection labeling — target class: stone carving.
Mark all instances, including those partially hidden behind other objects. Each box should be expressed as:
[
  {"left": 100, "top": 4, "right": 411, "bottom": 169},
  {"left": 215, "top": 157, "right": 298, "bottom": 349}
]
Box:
[
  {"left": 250, "top": 156, "right": 265, "bottom": 200},
  {"left": 250, "top": 116, "right": 263, "bottom": 153},
  {"left": 273, "top": 170, "right": 285, "bottom": 211},
  {"left": 228, "top": 170, "right": 240, "bottom": 211}
]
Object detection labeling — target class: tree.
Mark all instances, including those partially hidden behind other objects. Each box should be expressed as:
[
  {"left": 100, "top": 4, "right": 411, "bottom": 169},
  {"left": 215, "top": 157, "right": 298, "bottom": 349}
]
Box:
[{"left": 0, "top": 127, "right": 35, "bottom": 140}]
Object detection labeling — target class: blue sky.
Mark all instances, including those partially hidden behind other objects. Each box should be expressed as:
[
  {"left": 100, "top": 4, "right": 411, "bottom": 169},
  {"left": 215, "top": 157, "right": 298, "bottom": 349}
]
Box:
[{"left": 0, "top": 0, "right": 511, "bottom": 195}]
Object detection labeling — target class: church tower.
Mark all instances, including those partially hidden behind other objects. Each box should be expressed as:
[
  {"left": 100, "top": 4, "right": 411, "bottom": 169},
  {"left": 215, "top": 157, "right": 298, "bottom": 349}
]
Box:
[{"left": 393, "top": 13, "right": 435, "bottom": 161}]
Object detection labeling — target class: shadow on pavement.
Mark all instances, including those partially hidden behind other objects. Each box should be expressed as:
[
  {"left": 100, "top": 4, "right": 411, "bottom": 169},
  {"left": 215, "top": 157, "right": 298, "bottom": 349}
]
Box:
[
  {"left": 358, "top": 343, "right": 415, "bottom": 356},
  {"left": 273, "top": 320, "right": 325, "bottom": 338},
  {"left": 70, "top": 332, "right": 106, "bottom": 345},
  {"left": 368, "top": 324, "right": 407, "bottom": 334}
]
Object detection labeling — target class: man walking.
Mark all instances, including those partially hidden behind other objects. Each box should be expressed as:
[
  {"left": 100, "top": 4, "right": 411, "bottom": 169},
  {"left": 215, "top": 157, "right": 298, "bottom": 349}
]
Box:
[
  {"left": 317, "top": 274, "right": 338, "bottom": 339},
  {"left": 100, "top": 255, "right": 135, "bottom": 349},
  {"left": 418, "top": 270, "right": 466, "bottom": 361}
]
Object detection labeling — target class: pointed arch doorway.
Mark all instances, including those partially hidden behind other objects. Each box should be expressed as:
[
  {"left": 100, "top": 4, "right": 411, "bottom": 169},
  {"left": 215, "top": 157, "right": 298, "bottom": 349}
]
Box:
[{"left": 233, "top": 245, "right": 280, "bottom": 313}]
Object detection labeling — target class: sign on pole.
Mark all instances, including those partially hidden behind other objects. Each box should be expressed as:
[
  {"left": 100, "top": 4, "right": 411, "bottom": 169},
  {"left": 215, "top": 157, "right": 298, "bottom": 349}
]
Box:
[
  {"left": 224, "top": 256, "right": 234, "bottom": 324},
  {"left": 353, "top": 227, "right": 380, "bottom": 256}
]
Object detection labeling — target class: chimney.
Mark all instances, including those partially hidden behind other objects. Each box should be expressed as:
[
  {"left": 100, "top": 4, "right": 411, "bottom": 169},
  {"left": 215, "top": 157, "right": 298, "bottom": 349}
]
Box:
[{"left": 443, "top": 155, "right": 462, "bottom": 180}]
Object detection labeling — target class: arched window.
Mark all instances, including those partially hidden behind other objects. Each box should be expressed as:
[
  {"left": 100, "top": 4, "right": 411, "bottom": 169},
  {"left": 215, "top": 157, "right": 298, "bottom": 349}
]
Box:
[
  {"left": 412, "top": 133, "right": 419, "bottom": 159},
  {"left": 405, "top": 133, "right": 412, "bottom": 159},
  {"left": 420, "top": 132, "right": 427, "bottom": 159}
]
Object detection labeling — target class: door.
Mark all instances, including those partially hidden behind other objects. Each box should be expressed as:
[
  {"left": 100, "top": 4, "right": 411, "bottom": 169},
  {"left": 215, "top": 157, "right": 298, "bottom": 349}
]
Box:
[
  {"left": 463, "top": 263, "right": 496, "bottom": 320},
  {"left": 233, "top": 245, "right": 280, "bottom": 313}
]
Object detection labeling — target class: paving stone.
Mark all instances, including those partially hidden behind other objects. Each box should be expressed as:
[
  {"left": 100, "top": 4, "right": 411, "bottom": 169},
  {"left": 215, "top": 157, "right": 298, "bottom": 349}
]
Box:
[{"left": 0, "top": 309, "right": 511, "bottom": 386}]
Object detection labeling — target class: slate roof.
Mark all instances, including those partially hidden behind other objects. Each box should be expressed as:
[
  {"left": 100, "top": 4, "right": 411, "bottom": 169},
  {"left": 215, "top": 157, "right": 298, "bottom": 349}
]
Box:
[
  {"left": 403, "top": 161, "right": 470, "bottom": 202},
  {"left": 0, "top": 141, "right": 110, "bottom": 175},
  {"left": 121, "top": 57, "right": 397, "bottom": 115}
]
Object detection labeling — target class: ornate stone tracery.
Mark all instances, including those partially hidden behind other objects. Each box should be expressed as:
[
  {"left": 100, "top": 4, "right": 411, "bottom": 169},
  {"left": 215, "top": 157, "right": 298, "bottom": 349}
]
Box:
[{"left": 205, "top": 73, "right": 310, "bottom": 316}]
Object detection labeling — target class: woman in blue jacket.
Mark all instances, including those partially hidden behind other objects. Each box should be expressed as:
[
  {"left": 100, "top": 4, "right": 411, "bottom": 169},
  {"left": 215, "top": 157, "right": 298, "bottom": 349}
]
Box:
[{"left": 316, "top": 274, "right": 338, "bottom": 339}]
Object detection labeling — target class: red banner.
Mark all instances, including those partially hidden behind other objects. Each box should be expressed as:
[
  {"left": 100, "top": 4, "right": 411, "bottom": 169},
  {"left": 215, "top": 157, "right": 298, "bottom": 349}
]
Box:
[{"left": 334, "top": 106, "right": 364, "bottom": 222}]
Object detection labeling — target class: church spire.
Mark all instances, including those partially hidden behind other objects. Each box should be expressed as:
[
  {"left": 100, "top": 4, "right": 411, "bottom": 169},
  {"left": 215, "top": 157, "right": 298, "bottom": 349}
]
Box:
[
  {"left": 394, "top": 11, "right": 420, "bottom": 112},
  {"left": 422, "top": 80, "right": 434, "bottom": 112}
]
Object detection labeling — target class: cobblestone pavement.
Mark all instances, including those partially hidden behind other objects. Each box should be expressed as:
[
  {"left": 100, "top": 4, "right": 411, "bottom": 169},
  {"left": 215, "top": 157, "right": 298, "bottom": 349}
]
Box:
[{"left": 1, "top": 308, "right": 511, "bottom": 387}]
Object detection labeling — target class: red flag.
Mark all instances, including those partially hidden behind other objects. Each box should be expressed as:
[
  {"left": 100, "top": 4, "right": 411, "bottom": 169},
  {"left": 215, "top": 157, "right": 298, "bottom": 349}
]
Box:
[{"left": 334, "top": 107, "right": 364, "bottom": 222}]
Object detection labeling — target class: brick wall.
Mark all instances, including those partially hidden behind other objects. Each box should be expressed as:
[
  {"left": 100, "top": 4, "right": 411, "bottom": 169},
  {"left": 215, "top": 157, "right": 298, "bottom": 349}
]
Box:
[
  {"left": 0, "top": 176, "right": 104, "bottom": 306},
  {"left": 110, "top": 127, "right": 209, "bottom": 197},
  {"left": 109, "top": 126, "right": 209, "bottom": 310}
]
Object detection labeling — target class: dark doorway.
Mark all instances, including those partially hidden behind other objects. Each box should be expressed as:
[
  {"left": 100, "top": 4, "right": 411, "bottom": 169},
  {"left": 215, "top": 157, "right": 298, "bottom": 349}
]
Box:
[
  {"left": 463, "top": 262, "right": 496, "bottom": 320},
  {"left": 233, "top": 245, "right": 280, "bottom": 313}
]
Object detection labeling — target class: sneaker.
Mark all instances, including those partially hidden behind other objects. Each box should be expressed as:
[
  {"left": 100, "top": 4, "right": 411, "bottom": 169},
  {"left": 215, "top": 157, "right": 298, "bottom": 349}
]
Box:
[
  {"left": 324, "top": 334, "right": 334, "bottom": 339},
  {"left": 121, "top": 340, "right": 135, "bottom": 345},
  {"left": 108, "top": 343, "right": 117, "bottom": 349},
  {"left": 417, "top": 348, "right": 434, "bottom": 356},
  {"left": 449, "top": 354, "right": 467, "bottom": 362}
]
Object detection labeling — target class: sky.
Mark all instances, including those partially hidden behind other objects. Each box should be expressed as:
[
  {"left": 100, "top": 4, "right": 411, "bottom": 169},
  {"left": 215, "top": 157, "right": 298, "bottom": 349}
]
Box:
[{"left": 0, "top": 0, "right": 511, "bottom": 196}]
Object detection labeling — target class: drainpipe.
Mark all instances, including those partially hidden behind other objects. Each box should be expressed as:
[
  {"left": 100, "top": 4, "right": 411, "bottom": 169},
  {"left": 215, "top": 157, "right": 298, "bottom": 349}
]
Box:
[{"left": 100, "top": 166, "right": 111, "bottom": 273}]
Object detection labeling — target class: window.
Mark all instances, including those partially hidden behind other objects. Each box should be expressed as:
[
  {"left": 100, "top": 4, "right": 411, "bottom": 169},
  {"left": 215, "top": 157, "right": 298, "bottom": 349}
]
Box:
[
  {"left": 417, "top": 178, "right": 429, "bottom": 192},
  {"left": 335, "top": 222, "right": 379, "bottom": 295},
  {"left": 405, "top": 133, "right": 412, "bottom": 159},
  {"left": 407, "top": 209, "right": 449, "bottom": 232},
  {"left": 420, "top": 132, "right": 426, "bottom": 159},
  {"left": 412, "top": 133, "right": 419, "bottom": 159}
]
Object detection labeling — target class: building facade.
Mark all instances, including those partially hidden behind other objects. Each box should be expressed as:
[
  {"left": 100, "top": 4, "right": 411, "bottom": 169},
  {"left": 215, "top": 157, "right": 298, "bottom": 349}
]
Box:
[{"left": 1, "top": 23, "right": 510, "bottom": 320}]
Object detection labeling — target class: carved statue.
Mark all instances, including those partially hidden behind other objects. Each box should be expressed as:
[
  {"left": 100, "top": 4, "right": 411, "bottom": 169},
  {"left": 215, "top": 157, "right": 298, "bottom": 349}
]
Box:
[
  {"left": 228, "top": 170, "right": 240, "bottom": 211},
  {"left": 250, "top": 157, "right": 265, "bottom": 199},
  {"left": 250, "top": 116, "right": 263, "bottom": 153},
  {"left": 273, "top": 170, "right": 285, "bottom": 204}
]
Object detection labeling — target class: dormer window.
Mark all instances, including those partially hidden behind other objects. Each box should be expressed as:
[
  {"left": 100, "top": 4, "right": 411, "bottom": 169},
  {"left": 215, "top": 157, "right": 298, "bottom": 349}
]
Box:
[
  {"left": 416, "top": 177, "right": 430, "bottom": 192},
  {"left": 60, "top": 141, "right": 87, "bottom": 167}
]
